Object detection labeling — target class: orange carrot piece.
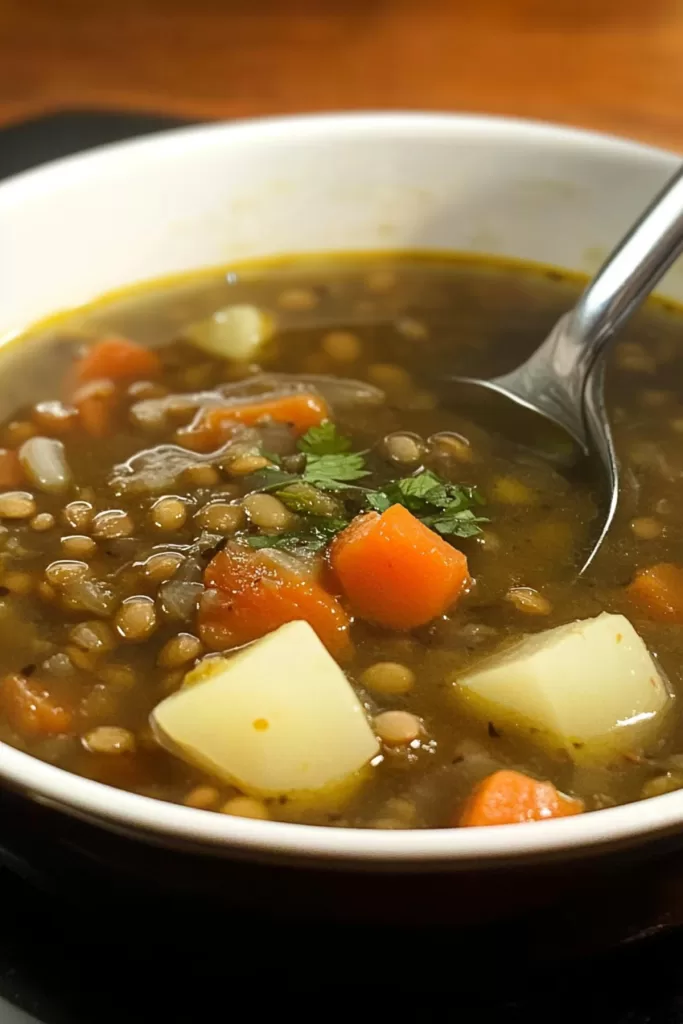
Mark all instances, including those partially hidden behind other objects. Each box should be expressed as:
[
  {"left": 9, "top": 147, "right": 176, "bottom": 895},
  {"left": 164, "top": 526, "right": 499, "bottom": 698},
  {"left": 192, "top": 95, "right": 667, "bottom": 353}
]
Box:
[
  {"left": 200, "top": 542, "right": 352, "bottom": 658},
  {"left": 627, "top": 563, "right": 683, "bottom": 623},
  {"left": 72, "top": 381, "right": 118, "bottom": 438},
  {"left": 458, "top": 770, "right": 584, "bottom": 827},
  {"left": 0, "top": 449, "right": 24, "bottom": 488},
  {"left": 196, "top": 392, "right": 330, "bottom": 446},
  {"left": 0, "top": 674, "right": 73, "bottom": 738},
  {"left": 73, "top": 336, "right": 161, "bottom": 387},
  {"left": 330, "top": 504, "right": 470, "bottom": 630}
]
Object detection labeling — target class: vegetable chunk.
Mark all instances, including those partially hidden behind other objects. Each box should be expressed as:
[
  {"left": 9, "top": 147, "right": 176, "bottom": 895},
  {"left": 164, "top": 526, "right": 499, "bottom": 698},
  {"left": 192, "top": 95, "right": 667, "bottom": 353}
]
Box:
[
  {"left": 458, "top": 770, "right": 584, "bottom": 827},
  {"left": 151, "top": 621, "right": 379, "bottom": 801},
  {"left": 73, "top": 336, "right": 161, "bottom": 386},
  {"left": 330, "top": 505, "right": 470, "bottom": 630},
  {"left": 200, "top": 542, "right": 352, "bottom": 658},
  {"left": 455, "top": 613, "right": 670, "bottom": 760},
  {"left": 627, "top": 563, "right": 683, "bottom": 623}
]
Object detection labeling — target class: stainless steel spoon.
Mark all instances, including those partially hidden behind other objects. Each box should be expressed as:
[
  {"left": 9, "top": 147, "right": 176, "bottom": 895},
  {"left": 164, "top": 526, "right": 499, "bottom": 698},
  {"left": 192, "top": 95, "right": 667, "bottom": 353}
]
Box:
[{"left": 448, "top": 164, "right": 683, "bottom": 574}]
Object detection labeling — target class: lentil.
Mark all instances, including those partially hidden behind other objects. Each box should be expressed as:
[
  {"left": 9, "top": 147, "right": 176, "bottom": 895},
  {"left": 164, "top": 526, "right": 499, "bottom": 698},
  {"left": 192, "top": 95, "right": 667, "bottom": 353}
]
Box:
[
  {"left": 144, "top": 552, "right": 185, "bottom": 584},
  {"left": 195, "top": 501, "right": 246, "bottom": 534},
  {"left": 61, "top": 535, "right": 98, "bottom": 560},
  {"left": 361, "top": 661, "right": 416, "bottom": 696},
  {"left": 221, "top": 795, "right": 270, "bottom": 819},
  {"left": 2, "top": 571, "right": 34, "bottom": 595},
  {"left": 62, "top": 501, "right": 93, "bottom": 532},
  {"left": 243, "top": 493, "right": 293, "bottom": 531},
  {"left": 0, "top": 492, "right": 36, "bottom": 519},
  {"left": 150, "top": 496, "right": 188, "bottom": 531},
  {"left": 92, "top": 509, "right": 135, "bottom": 539},
  {"left": 374, "top": 711, "right": 422, "bottom": 746},
  {"left": 69, "top": 620, "right": 116, "bottom": 655},
  {"left": 367, "top": 363, "right": 413, "bottom": 396},
  {"left": 226, "top": 454, "right": 271, "bottom": 477},
  {"left": 630, "top": 516, "right": 664, "bottom": 540},
  {"left": 45, "top": 560, "right": 90, "bottom": 587},
  {"left": 383, "top": 432, "right": 424, "bottom": 466},
  {"left": 182, "top": 464, "right": 220, "bottom": 488},
  {"left": 277, "top": 286, "right": 318, "bottom": 311},
  {"left": 321, "top": 330, "right": 362, "bottom": 362},
  {"left": 505, "top": 587, "right": 552, "bottom": 616},
  {"left": 430, "top": 431, "right": 474, "bottom": 463},
  {"left": 185, "top": 785, "right": 221, "bottom": 809},
  {"left": 30, "top": 512, "right": 55, "bottom": 532},
  {"left": 157, "top": 633, "right": 203, "bottom": 668},
  {"left": 83, "top": 726, "right": 136, "bottom": 755},
  {"left": 98, "top": 664, "right": 136, "bottom": 690},
  {"left": 115, "top": 596, "right": 157, "bottom": 641}
]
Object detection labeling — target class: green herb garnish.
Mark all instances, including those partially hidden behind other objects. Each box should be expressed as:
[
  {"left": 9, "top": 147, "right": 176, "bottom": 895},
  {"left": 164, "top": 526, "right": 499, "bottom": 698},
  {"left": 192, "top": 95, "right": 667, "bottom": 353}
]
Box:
[
  {"left": 295, "top": 423, "right": 369, "bottom": 490},
  {"left": 366, "top": 470, "right": 488, "bottom": 539},
  {"left": 297, "top": 422, "right": 352, "bottom": 456},
  {"left": 246, "top": 424, "right": 488, "bottom": 549},
  {"left": 247, "top": 517, "right": 349, "bottom": 554}
]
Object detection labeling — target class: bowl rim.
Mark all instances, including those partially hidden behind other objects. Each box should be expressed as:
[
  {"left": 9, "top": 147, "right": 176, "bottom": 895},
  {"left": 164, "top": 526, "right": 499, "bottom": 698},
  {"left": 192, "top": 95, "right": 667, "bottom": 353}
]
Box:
[{"left": 3, "top": 109, "right": 683, "bottom": 867}]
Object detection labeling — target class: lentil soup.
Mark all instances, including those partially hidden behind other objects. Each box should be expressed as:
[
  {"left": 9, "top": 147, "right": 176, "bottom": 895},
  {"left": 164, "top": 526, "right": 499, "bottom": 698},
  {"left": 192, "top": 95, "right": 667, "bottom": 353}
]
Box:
[{"left": 0, "top": 254, "right": 682, "bottom": 830}]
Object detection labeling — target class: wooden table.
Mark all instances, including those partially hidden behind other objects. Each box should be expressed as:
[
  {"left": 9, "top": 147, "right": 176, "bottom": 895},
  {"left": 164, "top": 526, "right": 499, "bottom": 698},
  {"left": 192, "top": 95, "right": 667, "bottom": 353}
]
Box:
[{"left": 2, "top": 0, "right": 683, "bottom": 150}]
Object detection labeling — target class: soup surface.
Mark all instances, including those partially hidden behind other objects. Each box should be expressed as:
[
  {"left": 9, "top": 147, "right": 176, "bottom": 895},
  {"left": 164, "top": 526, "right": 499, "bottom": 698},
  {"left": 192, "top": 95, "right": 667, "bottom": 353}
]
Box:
[{"left": 1, "top": 254, "right": 683, "bottom": 829}]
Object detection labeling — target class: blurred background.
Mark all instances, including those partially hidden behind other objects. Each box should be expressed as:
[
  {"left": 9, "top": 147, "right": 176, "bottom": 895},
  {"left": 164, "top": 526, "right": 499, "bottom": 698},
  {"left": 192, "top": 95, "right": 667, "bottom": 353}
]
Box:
[{"left": 1, "top": 0, "right": 682, "bottom": 148}]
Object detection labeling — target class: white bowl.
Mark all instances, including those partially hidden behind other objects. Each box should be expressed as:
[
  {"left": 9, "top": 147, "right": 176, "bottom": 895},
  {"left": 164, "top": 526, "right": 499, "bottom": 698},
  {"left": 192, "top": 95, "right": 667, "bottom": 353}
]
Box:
[{"left": 0, "top": 112, "right": 681, "bottom": 869}]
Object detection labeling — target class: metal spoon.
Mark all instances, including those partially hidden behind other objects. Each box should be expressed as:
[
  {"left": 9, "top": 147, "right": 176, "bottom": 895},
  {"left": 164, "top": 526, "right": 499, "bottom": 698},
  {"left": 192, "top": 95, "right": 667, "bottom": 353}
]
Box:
[{"left": 447, "top": 164, "right": 683, "bottom": 574}]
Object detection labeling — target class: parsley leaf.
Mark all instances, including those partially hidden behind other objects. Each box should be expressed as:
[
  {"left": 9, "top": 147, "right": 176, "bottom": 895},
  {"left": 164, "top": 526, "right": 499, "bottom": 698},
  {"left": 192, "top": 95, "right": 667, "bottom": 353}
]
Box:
[
  {"left": 364, "top": 471, "right": 488, "bottom": 538},
  {"left": 303, "top": 452, "right": 369, "bottom": 490},
  {"left": 245, "top": 467, "right": 301, "bottom": 492},
  {"left": 275, "top": 481, "right": 344, "bottom": 517},
  {"left": 298, "top": 422, "right": 352, "bottom": 456},
  {"left": 247, "top": 516, "right": 349, "bottom": 554},
  {"left": 366, "top": 490, "right": 392, "bottom": 513},
  {"left": 295, "top": 423, "right": 369, "bottom": 489},
  {"left": 422, "top": 508, "right": 489, "bottom": 538}
]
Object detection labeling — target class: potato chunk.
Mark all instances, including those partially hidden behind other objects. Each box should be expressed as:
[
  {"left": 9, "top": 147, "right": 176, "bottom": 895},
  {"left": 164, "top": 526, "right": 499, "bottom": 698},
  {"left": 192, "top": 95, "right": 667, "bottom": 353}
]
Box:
[
  {"left": 151, "top": 620, "right": 378, "bottom": 802},
  {"left": 455, "top": 613, "right": 671, "bottom": 760}
]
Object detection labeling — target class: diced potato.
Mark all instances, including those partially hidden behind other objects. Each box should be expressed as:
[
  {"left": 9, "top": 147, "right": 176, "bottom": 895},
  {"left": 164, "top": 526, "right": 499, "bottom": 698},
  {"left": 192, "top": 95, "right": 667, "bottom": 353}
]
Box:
[
  {"left": 151, "top": 620, "right": 379, "bottom": 804},
  {"left": 186, "top": 304, "right": 275, "bottom": 361},
  {"left": 454, "top": 613, "right": 671, "bottom": 761}
]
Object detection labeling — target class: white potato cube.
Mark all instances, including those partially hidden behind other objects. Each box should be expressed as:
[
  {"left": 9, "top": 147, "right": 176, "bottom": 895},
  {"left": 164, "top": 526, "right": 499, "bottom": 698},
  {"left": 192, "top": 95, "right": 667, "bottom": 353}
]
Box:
[
  {"left": 186, "top": 304, "right": 274, "bottom": 361},
  {"left": 151, "top": 620, "right": 379, "bottom": 801},
  {"left": 455, "top": 613, "right": 671, "bottom": 760}
]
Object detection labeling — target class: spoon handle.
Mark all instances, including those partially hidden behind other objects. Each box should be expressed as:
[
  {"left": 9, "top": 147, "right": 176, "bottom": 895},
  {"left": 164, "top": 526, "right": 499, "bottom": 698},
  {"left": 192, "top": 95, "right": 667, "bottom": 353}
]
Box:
[{"left": 568, "top": 163, "right": 683, "bottom": 374}]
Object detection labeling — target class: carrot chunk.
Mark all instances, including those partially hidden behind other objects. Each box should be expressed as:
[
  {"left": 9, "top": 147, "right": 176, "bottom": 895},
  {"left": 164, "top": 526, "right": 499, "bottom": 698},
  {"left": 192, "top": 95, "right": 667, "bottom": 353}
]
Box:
[
  {"left": 0, "top": 674, "right": 73, "bottom": 737},
  {"left": 627, "top": 563, "right": 683, "bottom": 623},
  {"left": 0, "top": 449, "right": 24, "bottom": 488},
  {"left": 191, "top": 392, "right": 330, "bottom": 450},
  {"left": 200, "top": 542, "right": 351, "bottom": 658},
  {"left": 72, "top": 381, "right": 118, "bottom": 438},
  {"left": 73, "top": 336, "right": 161, "bottom": 387},
  {"left": 330, "top": 505, "right": 469, "bottom": 630},
  {"left": 458, "top": 769, "right": 584, "bottom": 827}
]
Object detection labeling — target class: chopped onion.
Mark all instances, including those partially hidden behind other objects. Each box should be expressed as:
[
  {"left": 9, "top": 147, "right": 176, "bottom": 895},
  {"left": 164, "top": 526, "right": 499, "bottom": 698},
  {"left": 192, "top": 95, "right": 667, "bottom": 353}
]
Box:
[
  {"left": 129, "top": 390, "right": 225, "bottom": 433},
  {"left": 19, "top": 436, "right": 72, "bottom": 494},
  {"left": 220, "top": 373, "right": 385, "bottom": 407},
  {"left": 158, "top": 580, "right": 204, "bottom": 621},
  {"left": 258, "top": 547, "right": 322, "bottom": 580},
  {"left": 186, "top": 305, "right": 275, "bottom": 361},
  {"left": 109, "top": 432, "right": 259, "bottom": 495},
  {"left": 61, "top": 578, "right": 116, "bottom": 617}
]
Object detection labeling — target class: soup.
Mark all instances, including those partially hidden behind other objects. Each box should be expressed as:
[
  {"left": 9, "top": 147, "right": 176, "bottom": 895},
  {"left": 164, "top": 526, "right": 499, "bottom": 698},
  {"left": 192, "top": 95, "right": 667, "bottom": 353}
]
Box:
[{"left": 0, "top": 254, "right": 681, "bottom": 829}]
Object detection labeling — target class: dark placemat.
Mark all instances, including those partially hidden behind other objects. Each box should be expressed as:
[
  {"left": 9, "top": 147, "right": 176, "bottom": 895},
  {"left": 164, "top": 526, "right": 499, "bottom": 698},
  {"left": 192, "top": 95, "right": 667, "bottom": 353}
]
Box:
[
  {"left": 0, "top": 110, "right": 191, "bottom": 178},
  {"left": 1, "top": 110, "right": 683, "bottom": 1023}
]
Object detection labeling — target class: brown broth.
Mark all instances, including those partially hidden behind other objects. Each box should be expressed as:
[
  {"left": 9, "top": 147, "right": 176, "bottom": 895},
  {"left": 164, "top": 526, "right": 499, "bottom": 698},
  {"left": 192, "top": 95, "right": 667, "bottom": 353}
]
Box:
[{"left": 0, "top": 253, "right": 681, "bottom": 828}]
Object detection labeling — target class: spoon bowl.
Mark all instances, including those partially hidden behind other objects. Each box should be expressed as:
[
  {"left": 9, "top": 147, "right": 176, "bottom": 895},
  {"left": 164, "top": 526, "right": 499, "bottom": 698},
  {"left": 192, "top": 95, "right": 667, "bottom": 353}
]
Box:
[{"left": 445, "top": 165, "right": 683, "bottom": 574}]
